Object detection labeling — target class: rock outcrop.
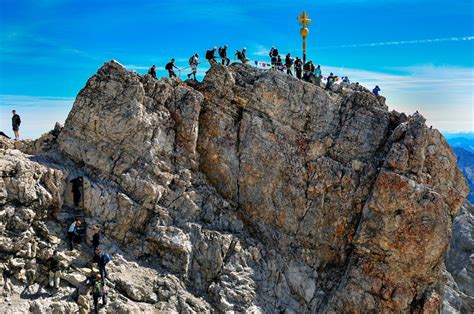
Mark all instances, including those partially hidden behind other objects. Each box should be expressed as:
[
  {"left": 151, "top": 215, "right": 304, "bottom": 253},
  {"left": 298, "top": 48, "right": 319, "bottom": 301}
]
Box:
[{"left": 0, "top": 61, "right": 469, "bottom": 313}]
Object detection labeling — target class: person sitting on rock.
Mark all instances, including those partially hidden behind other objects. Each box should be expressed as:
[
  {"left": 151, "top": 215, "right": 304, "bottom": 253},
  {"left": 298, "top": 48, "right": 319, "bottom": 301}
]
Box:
[
  {"left": 373, "top": 85, "right": 381, "bottom": 96},
  {"left": 147, "top": 65, "right": 157, "bottom": 79},
  {"left": 165, "top": 59, "right": 179, "bottom": 78},
  {"left": 94, "top": 248, "right": 110, "bottom": 284},
  {"left": 70, "top": 176, "right": 83, "bottom": 207},
  {"left": 88, "top": 273, "right": 106, "bottom": 314},
  {"left": 218, "top": 45, "right": 230, "bottom": 66},
  {"left": 206, "top": 47, "right": 217, "bottom": 66},
  {"left": 67, "top": 219, "right": 81, "bottom": 251},
  {"left": 235, "top": 48, "right": 248, "bottom": 64},
  {"left": 326, "top": 73, "right": 338, "bottom": 90},
  {"left": 47, "top": 250, "right": 61, "bottom": 289}
]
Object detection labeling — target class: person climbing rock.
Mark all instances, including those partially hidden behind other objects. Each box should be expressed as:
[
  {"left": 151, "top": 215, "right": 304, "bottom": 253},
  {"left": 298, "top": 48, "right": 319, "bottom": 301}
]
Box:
[
  {"left": 165, "top": 59, "right": 179, "bottom": 78},
  {"left": 47, "top": 250, "right": 61, "bottom": 289},
  {"left": 147, "top": 65, "right": 157, "bottom": 79},
  {"left": 269, "top": 46, "right": 279, "bottom": 69},
  {"left": 89, "top": 273, "right": 106, "bottom": 314},
  {"left": 206, "top": 47, "right": 217, "bottom": 66},
  {"left": 294, "top": 57, "right": 303, "bottom": 79},
  {"left": 11, "top": 110, "right": 21, "bottom": 140},
  {"left": 187, "top": 54, "right": 199, "bottom": 80},
  {"left": 236, "top": 48, "right": 248, "bottom": 64},
  {"left": 70, "top": 176, "right": 83, "bottom": 207},
  {"left": 95, "top": 248, "right": 110, "bottom": 284},
  {"left": 373, "top": 85, "right": 381, "bottom": 96},
  {"left": 285, "top": 53, "right": 294, "bottom": 76},
  {"left": 218, "top": 45, "right": 230, "bottom": 66},
  {"left": 326, "top": 73, "right": 338, "bottom": 90},
  {"left": 67, "top": 219, "right": 81, "bottom": 251},
  {"left": 92, "top": 226, "right": 101, "bottom": 252}
]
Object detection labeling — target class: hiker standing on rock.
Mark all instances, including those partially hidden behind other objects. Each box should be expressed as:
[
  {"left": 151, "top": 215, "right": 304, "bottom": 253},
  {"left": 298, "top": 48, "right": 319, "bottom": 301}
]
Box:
[
  {"left": 285, "top": 53, "right": 294, "bottom": 76},
  {"left": 95, "top": 248, "right": 110, "bottom": 284},
  {"left": 187, "top": 54, "right": 199, "bottom": 80},
  {"left": 47, "top": 250, "right": 61, "bottom": 289},
  {"left": 276, "top": 55, "right": 283, "bottom": 71},
  {"left": 11, "top": 110, "right": 21, "bottom": 140},
  {"left": 206, "top": 47, "right": 217, "bottom": 66},
  {"left": 315, "top": 65, "right": 322, "bottom": 86},
  {"left": 70, "top": 176, "right": 83, "bottom": 207},
  {"left": 326, "top": 73, "right": 338, "bottom": 90},
  {"left": 269, "top": 46, "right": 279, "bottom": 69},
  {"left": 165, "top": 59, "right": 179, "bottom": 78},
  {"left": 294, "top": 57, "right": 303, "bottom": 79},
  {"left": 218, "top": 45, "right": 230, "bottom": 66},
  {"left": 147, "top": 65, "right": 157, "bottom": 79},
  {"left": 89, "top": 273, "right": 106, "bottom": 314},
  {"left": 92, "top": 226, "right": 101, "bottom": 253},
  {"left": 67, "top": 219, "right": 81, "bottom": 251}
]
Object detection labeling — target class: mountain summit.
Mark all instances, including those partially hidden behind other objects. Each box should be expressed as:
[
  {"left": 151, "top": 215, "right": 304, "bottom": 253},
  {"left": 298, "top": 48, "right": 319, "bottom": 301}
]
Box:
[{"left": 0, "top": 61, "right": 470, "bottom": 312}]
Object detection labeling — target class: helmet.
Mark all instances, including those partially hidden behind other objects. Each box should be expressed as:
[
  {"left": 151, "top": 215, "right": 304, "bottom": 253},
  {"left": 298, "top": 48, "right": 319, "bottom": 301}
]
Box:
[
  {"left": 213, "top": 46, "right": 217, "bottom": 50},
  {"left": 224, "top": 45, "right": 228, "bottom": 48},
  {"left": 243, "top": 47, "right": 247, "bottom": 51},
  {"left": 195, "top": 53, "right": 199, "bottom": 57}
]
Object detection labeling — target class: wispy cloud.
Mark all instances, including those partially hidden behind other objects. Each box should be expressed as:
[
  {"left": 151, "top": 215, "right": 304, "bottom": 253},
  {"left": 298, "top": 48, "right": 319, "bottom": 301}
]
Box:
[{"left": 316, "top": 36, "right": 474, "bottom": 50}]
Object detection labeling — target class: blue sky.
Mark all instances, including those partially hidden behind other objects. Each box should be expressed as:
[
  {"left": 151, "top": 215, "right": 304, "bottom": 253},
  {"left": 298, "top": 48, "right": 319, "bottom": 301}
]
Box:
[{"left": 0, "top": 0, "right": 473, "bottom": 138}]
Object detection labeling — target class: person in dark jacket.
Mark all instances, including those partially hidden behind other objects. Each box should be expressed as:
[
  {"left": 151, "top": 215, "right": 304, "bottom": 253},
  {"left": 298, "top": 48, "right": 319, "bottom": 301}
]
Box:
[
  {"left": 218, "top": 45, "right": 230, "bottom": 66},
  {"left": 70, "top": 176, "right": 83, "bottom": 207},
  {"left": 303, "top": 61, "right": 313, "bottom": 81},
  {"left": 326, "top": 73, "right": 338, "bottom": 90},
  {"left": 276, "top": 55, "right": 283, "bottom": 71},
  {"left": 11, "top": 110, "right": 21, "bottom": 140},
  {"left": 95, "top": 248, "right": 109, "bottom": 284},
  {"left": 206, "top": 47, "right": 217, "bottom": 66},
  {"left": 92, "top": 226, "right": 101, "bottom": 252},
  {"left": 285, "top": 53, "right": 294, "bottom": 76},
  {"left": 165, "top": 59, "right": 179, "bottom": 78},
  {"left": 294, "top": 57, "right": 303, "bottom": 79},
  {"left": 373, "top": 85, "right": 381, "bottom": 96},
  {"left": 148, "top": 65, "right": 157, "bottom": 79},
  {"left": 236, "top": 48, "right": 248, "bottom": 63},
  {"left": 269, "top": 46, "right": 279, "bottom": 69},
  {"left": 47, "top": 250, "right": 61, "bottom": 289}
]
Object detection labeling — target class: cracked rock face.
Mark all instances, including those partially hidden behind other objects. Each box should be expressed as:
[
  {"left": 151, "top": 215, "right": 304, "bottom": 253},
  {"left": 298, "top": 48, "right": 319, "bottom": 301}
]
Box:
[{"left": 0, "top": 61, "right": 470, "bottom": 313}]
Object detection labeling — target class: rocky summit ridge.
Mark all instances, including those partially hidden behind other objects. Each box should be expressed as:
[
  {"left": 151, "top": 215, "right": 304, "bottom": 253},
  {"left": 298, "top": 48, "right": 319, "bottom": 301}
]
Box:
[{"left": 0, "top": 60, "right": 471, "bottom": 313}]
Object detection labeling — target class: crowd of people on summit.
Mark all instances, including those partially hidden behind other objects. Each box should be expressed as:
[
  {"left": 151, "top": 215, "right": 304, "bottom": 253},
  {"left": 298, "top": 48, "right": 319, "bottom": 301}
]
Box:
[{"left": 145, "top": 45, "right": 382, "bottom": 98}]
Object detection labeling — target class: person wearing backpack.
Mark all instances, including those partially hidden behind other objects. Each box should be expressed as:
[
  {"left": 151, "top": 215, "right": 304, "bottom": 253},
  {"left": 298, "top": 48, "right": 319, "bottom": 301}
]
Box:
[
  {"left": 89, "top": 273, "right": 106, "bottom": 314},
  {"left": 294, "top": 57, "right": 303, "bottom": 79},
  {"left": 218, "top": 45, "right": 230, "bottom": 66},
  {"left": 147, "top": 65, "right": 157, "bottom": 79},
  {"left": 269, "top": 46, "right": 279, "bottom": 69},
  {"left": 285, "top": 53, "right": 294, "bottom": 76},
  {"left": 11, "top": 110, "right": 21, "bottom": 140},
  {"left": 206, "top": 47, "right": 217, "bottom": 66},
  {"left": 95, "top": 248, "right": 110, "bottom": 284},
  {"left": 235, "top": 48, "right": 248, "bottom": 64},
  {"left": 47, "top": 250, "right": 62, "bottom": 289},
  {"left": 165, "top": 59, "right": 179, "bottom": 78},
  {"left": 187, "top": 54, "right": 199, "bottom": 80},
  {"left": 276, "top": 55, "right": 283, "bottom": 71}
]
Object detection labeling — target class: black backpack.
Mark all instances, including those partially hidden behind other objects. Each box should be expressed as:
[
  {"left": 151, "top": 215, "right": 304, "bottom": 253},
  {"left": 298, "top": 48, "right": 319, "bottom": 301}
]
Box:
[
  {"left": 272, "top": 49, "right": 279, "bottom": 57},
  {"left": 236, "top": 51, "right": 243, "bottom": 59},
  {"left": 218, "top": 47, "right": 226, "bottom": 57},
  {"left": 165, "top": 62, "right": 173, "bottom": 70},
  {"left": 206, "top": 50, "right": 214, "bottom": 59}
]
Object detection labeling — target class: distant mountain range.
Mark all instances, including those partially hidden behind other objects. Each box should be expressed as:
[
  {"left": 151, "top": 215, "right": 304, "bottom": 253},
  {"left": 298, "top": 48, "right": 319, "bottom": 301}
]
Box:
[{"left": 446, "top": 133, "right": 474, "bottom": 203}]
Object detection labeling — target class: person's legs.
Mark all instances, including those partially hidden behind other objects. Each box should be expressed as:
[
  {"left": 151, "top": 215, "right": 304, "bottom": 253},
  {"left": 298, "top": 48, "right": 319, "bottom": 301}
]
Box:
[
  {"left": 49, "top": 271, "right": 54, "bottom": 287},
  {"left": 54, "top": 271, "right": 61, "bottom": 288},
  {"left": 68, "top": 232, "right": 74, "bottom": 250},
  {"left": 93, "top": 294, "right": 99, "bottom": 314},
  {"left": 226, "top": 57, "right": 230, "bottom": 66}
]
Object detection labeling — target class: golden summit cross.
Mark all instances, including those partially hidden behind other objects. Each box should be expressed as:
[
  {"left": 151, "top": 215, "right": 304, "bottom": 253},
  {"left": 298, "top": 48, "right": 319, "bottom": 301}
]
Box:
[{"left": 297, "top": 11, "right": 312, "bottom": 28}]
